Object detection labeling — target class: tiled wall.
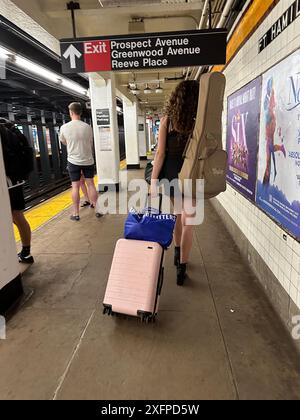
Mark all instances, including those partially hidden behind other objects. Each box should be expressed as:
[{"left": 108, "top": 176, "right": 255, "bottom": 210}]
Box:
[{"left": 218, "top": 0, "right": 300, "bottom": 309}]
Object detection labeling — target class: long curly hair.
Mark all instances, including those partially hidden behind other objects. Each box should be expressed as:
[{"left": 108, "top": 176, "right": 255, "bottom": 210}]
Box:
[{"left": 164, "top": 80, "right": 199, "bottom": 135}]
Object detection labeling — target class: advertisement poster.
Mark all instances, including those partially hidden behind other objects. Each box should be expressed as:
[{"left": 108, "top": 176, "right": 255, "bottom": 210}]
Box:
[
  {"left": 256, "top": 50, "right": 300, "bottom": 239},
  {"left": 226, "top": 77, "right": 262, "bottom": 201}
]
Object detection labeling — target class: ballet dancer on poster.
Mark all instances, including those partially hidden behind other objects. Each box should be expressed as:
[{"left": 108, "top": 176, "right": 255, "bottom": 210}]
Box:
[{"left": 263, "top": 78, "right": 286, "bottom": 185}]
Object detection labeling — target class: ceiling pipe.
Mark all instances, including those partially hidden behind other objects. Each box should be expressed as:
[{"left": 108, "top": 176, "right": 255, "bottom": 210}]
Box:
[
  {"left": 194, "top": 0, "right": 236, "bottom": 80},
  {"left": 217, "top": 0, "right": 236, "bottom": 28},
  {"left": 199, "top": 0, "right": 210, "bottom": 29},
  {"left": 186, "top": 0, "right": 210, "bottom": 81},
  {"left": 131, "top": 14, "right": 199, "bottom": 28},
  {"left": 227, "top": 0, "right": 252, "bottom": 39},
  {"left": 194, "top": 66, "right": 202, "bottom": 81}
]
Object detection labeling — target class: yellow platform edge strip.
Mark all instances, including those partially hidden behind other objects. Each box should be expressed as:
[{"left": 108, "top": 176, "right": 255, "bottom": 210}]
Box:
[{"left": 14, "top": 159, "right": 127, "bottom": 242}]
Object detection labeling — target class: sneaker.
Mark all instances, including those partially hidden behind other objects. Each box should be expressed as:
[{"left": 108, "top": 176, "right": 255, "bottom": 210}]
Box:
[
  {"left": 70, "top": 215, "right": 80, "bottom": 221},
  {"left": 95, "top": 213, "right": 103, "bottom": 218},
  {"left": 18, "top": 253, "right": 34, "bottom": 264}
]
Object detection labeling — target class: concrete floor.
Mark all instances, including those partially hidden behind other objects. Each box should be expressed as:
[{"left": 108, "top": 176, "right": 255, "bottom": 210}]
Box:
[{"left": 1, "top": 174, "right": 300, "bottom": 400}]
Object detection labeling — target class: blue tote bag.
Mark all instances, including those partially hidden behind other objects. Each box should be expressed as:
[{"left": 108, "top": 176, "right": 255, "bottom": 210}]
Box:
[{"left": 124, "top": 209, "right": 177, "bottom": 249}]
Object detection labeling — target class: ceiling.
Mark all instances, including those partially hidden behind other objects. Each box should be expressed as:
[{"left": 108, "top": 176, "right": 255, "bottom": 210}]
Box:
[
  {"left": 11, "top": 0, "right": 204, "bottom": 38},
  {"left": 6, "top": 0, "right": 246, "bottom": 114}
]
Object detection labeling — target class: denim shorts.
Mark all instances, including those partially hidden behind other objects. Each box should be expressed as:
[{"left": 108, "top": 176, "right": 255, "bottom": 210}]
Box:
[{"left": 68, "top": 162, "right": 95, "bottom": 182}]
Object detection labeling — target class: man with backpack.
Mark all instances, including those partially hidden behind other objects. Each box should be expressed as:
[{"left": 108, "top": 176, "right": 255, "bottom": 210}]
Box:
[{"left": 0, "top": 118, "right": 34, "bottom": 264}]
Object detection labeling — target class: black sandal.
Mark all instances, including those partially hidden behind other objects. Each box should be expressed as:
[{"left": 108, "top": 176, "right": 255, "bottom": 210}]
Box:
[
  {"left": 174, "top": 247, "right": 181, "bottom": 267},
  {"left": 177, "top": 263, "right": 187, "bottom": 286},
  {"left": 81, "top": 201, "right": 91, "bottom": 208}
]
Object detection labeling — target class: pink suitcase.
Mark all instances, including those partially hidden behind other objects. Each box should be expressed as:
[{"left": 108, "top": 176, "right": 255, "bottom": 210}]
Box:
[{"left": 103, "top": 239, "right": 164, "bottom": 322}]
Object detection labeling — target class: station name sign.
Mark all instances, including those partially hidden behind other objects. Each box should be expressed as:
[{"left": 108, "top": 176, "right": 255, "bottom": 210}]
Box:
[
  {"left": 259, "top": 0, "right": 300, "bottom": 53},
  {"left": 60, "top": 29, "right": 227, "bottom": 74}
]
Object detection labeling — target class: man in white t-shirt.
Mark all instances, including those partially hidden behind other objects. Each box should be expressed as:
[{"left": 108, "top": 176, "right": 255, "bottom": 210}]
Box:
[{"left": 60, "top": 102, "right": 99, "bottom": 221}]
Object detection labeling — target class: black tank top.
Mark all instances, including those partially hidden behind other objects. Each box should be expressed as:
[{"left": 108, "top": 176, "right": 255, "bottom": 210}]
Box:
[{"left": 162, "top": 125, "right": 189, "bottom": 182}]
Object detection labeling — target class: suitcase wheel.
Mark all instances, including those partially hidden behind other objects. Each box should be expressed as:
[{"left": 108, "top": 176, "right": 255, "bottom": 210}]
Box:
[
  {"left": 139, "top": 312, "right": 154, "bottom": 324},
  {"left": 103, "top": 305, "right": 113, "bottom": 316}
]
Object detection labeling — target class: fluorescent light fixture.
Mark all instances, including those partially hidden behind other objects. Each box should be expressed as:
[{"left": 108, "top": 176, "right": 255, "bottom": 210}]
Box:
[
  {"left": 144, "top": 84, "right": 152, "bottom": 94},
  {"left": 129, "top": 83, "right": 141, "bottom": 95},
  {"left": 155, "top": 73, "right": 163, "bottom": 94},
  {"left": 61, "top": 79, "right": 88, "bottom": 97},
  {"left": 15, "top": 55, "right": 60, "bottom": 84},
  {"left": 131, "top": 88, "right": 141, "bottom": 95},
  {"left": 0, "top": 43, "right": 89, "bottom": 98},
  {"left": 0, "top": 45, "right": 10, "bottom": 59}
]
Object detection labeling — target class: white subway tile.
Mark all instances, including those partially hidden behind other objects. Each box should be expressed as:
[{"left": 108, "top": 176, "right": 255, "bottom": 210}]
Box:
[{"left": 221, "top": 0, "right": 299, "bottom": 307}]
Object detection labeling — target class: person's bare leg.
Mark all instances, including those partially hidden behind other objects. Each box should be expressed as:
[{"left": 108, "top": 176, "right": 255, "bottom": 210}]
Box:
[
  {"left": 174, "top": 214, "right": 182, "bottom": 247},
  {"left": 180, "top": 198, "right": 196, "bottom": 264},
  {"left": 85, "top": 178, "right": 98, "bottom": 208},
  {"left": 177, "top": 199, "right": 196, "bottom": 286},
  {"left": 170, "top": 196, "right": 182, "bottom": 266},
  {"left": 12, "top": 210, "right": 31, "bottom": 247},
  {"left": 72, "top": 181, "right": 81, "bottom": 217},
  {"left": 12, "top": 210, "right": 34, "bottom": 262},
  {"left": 80, "top": 177, "right": 89, "bottom": 203},
  {"left": 176, "top": 213, "right": 193, "bottom": 286},
  {"left": 180, "top": 222, "right": 193, "bottom": 264}
]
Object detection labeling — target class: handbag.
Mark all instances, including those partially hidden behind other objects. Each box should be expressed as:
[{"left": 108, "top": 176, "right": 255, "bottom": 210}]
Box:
[
  {"left": 145, "top": 160, "right": 154, "bottom": 185},
  {"left": 144, "top": 159, "right": 166, "bottom": 185},
  {"left": 124, "top": 209, "right": 177, "bottom": 249}
]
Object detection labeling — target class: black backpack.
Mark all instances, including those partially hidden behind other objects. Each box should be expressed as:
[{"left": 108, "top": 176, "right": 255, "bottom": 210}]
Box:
[{"left": 0, "top": 122, "right": 34, "bottom": 183}]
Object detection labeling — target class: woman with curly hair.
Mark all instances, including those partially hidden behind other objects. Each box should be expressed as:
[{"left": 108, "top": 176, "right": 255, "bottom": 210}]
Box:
[{"left": 151, "top": 80, "right": 200, "bottom": 286}]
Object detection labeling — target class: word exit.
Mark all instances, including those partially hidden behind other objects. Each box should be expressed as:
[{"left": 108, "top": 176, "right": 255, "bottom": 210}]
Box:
[{"left": 84, "top": 41, "right": 108, "bottom": 54}]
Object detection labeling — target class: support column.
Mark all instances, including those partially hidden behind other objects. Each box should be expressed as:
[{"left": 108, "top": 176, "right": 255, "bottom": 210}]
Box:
[
  {"left": 0, "top": 145, "right": 23, "bottom": 315},
  {"left": 37, "top": 111, "right": 51, "bottom": 183},
  {"left": 123, "top": 100, "right": 140, "bottom": 170},
  {"left": 89, "top": 73, "right": 120, "bottom": 192},
  {"left": 23, "top": 109, "right": 39, "bottom": 188},
  {"left": 138, "top": 114, "right": 147, "bottom": 160},
  {"left": 7, "top": 104, "right": 15, "bottom": 123},
  {"left": 49, "top": 113, "right": 61, "bottom": 180},
  {"left": 60, "top": 114, "right": 68, "bottom": 174}
]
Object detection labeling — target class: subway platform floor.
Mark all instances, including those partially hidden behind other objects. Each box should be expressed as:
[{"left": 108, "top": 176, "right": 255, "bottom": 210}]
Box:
[{"left": 1, "top": 169, "right": 300, "bottom": 400}]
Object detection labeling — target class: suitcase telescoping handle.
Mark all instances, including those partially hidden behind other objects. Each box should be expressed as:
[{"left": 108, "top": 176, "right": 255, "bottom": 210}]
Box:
[{"left": 146, "top": 193, "right": 163, "bottom": 214}]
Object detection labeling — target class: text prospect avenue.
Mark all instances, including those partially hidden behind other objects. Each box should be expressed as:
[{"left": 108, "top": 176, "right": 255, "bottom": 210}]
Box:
[{"left": 60, "top": 29, "right": 227, "bottom": 74}]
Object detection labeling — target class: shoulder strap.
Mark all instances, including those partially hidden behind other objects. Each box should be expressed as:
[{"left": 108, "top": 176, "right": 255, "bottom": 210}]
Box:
[
  {"left": 182, "top": 134, "right": 192, "bottom": 158},
  {"left": 182, "top": 119, "right": 196, "bottom": 158}
]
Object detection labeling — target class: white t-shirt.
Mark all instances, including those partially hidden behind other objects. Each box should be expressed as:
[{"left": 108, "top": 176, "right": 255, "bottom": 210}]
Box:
[{"left": 59, "top": 120, "right": 94, "bottom": 166}]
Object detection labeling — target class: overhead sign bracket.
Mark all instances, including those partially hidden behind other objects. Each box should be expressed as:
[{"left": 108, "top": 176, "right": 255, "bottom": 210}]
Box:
[{"left": 67, "top": 1, "right": 80, "bottom": 39}]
